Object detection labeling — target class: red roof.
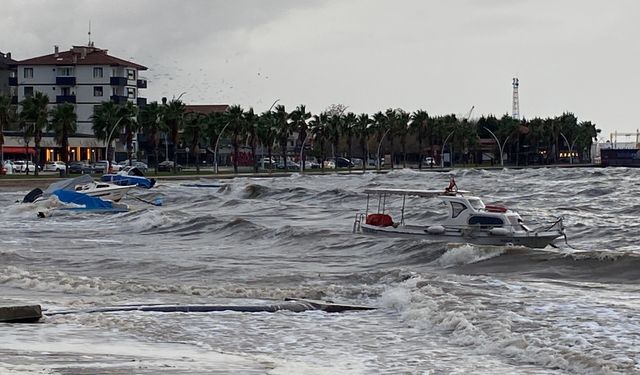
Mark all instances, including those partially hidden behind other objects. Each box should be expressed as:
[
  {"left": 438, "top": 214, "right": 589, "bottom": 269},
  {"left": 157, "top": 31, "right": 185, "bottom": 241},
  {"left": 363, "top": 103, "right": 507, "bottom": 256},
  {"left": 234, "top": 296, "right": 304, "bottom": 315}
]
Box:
[
  {"left": 185, "top": 105, "right": 229, "bottom": 114},
  {"left": 16, "top": 46, "right": 147, "bottom": 70}
]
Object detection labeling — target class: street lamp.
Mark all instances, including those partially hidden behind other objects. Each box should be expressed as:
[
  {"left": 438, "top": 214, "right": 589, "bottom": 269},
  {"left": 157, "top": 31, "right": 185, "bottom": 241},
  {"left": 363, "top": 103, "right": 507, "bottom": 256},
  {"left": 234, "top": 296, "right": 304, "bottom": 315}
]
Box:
[
  {"left": 105, "top": 117, "right": 125, "bottom": 173},
  {"left": 376, "top": 128, "right": 391, "bottom": 172},
  {"left": 483, "top": 127, "right": 509, "bottom": 167},
  {"left": 299, "top": 131, "right": 310, "bottom": 173},
  {"left": 214, "top": 122, "right": 231, "bottom": 174},
  {"left": 440, "top": 129, "right": 456, "bottom": 168},
  {"left": 559, "top": 132, "right": 577, "bottom": 164}
]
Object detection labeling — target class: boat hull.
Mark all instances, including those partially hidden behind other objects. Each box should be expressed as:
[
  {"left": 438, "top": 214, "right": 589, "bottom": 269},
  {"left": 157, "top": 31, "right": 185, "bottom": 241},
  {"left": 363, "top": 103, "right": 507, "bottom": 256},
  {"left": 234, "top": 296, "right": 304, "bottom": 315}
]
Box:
[
  {"left": 359, "top": 224, "right": 562, "bottom": 249},
  {"left": 82, "top": 186, "right": 133, "bottom": 202}
]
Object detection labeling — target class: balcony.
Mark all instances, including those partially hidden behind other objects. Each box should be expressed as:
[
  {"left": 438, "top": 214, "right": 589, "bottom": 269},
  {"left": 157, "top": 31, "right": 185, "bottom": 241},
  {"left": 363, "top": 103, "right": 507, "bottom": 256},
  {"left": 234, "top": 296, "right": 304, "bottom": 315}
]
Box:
[
  {"left": 137, "top": 97, "right": 147, "bottom": 106},
  {"left": 110, "top": 95, "right": 129, "bottom": 104},
  {"left": 8, "top": 77, "right": 17, "bottom": 86},
  {"left": 56, "top": 76, "right": 76, "bottom": 86},
  {"left": 56, "top": 95, "right": 76, "bottom": 104},
  {"left": 110, "top": 77, "right": 127, "bottom": 86},
  {"left": 137, "top": 79, "right": 147, "bottom": 89},
  {"left": 11, "top": 96, "right": 17, "bottom": 104}
]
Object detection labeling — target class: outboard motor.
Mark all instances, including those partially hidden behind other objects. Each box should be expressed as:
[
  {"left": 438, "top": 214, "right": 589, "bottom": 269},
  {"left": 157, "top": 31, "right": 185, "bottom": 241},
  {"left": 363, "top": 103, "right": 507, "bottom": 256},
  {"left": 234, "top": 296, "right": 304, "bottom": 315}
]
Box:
[{"left": 23, "top": 188, "right": 43, "bottom": 203}]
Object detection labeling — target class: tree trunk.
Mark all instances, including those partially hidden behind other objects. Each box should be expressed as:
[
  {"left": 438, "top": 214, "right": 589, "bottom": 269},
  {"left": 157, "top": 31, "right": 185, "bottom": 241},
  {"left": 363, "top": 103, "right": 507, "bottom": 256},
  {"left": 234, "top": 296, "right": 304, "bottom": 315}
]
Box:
[
  {"left": 232, "top": 136, "right": 239, "bottom": 174},
  {"left": 267, "top": 145, "right": 273, "bottom": 172},
  {"left": 418, "top": 139, "right": 423, "bottom": 170},
  {"left": 251, "top": 142, "right": 257, "bottom": 173}
]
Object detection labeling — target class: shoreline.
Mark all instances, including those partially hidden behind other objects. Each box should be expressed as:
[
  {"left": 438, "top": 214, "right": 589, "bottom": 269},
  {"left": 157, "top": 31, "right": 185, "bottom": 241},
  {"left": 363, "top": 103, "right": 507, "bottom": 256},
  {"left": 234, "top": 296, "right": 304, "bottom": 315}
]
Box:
[{"left": 0, "top": 163, "right": 601, "bottom": 191}]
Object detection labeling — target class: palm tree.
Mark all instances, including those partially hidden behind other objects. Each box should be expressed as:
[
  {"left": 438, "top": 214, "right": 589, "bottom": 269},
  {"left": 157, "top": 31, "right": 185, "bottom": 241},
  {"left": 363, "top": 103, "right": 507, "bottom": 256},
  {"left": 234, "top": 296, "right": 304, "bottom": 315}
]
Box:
[
  {"left": 256, "top": 110, "right": 278, "bottom": 170},
  {"left": 354, "top": 113, "right": 371, "bottom": 172},
  {"left": 182, "top": 112, "right": 206, "bottom": 174},
  {"left": 0, "top": 95, "right": 16, "bottom": 165},
  {"left": 91, "top": 101, "right": 122, "bottom": 167},
  {"left": 395, "top": 110, "right": 410, "bottom": 168},
  {"left": 273, "top": 105, "right": 292, "bottom": 169},
  {"left": 290, "top": 104, "right": 311, "bottom": 169},
  {"left": 203, "top": 111, "right": 226, "bottom": 168},
  {"left": 384, "top": 109, "right": 397, "bottom": 169},
  {"left": 224, "top": 104, "right": 245, "bottom": 173},
  {"left": 118, "top": 101, "right": 138, "bottom": 165},
  {"left": 138, "top": 102, "right": 163, "bottom": 175},
  {"left": 162, "top": 98, "right": 185, "bottom": 173},
  {"left": 20, "top": 92, "right": 50, "bottom": 176},
  {"left": 244, "top": 108, "right": 259, "bottom": 172},
  {"left": 48, "top": 103, "right": 77, "bottom": 176},
  {"left": 342, "top": 112, "right": 357, "bottom": 171},
  {"left": 410, "top": 110, "right": 429, "bottom": 169},
  {"left": 309, "top": 113, "right": 328, "bottom": 172}
]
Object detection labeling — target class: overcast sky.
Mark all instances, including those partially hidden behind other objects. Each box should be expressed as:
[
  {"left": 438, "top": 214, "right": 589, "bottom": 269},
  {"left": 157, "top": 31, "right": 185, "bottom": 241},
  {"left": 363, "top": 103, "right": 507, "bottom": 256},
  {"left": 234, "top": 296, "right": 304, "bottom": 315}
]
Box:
[{"left": 2, "top": 0, "right": 638, "bottom": 139}]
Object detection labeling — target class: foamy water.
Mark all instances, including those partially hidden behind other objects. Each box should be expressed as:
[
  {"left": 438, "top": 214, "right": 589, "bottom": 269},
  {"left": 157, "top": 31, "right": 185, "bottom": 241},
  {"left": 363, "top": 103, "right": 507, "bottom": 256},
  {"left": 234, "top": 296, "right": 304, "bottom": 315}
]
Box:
[{"left": 1, "top": 168, "right": 639, "bottom": 374}]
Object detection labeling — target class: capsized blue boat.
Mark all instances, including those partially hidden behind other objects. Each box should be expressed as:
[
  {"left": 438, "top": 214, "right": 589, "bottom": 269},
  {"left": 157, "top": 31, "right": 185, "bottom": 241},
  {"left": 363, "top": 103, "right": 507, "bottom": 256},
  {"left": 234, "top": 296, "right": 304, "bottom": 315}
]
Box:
[
  {"left": 51, "top": 189, "right": 129, "bottom": 214},
  {"left": 101, "top": 167, "right": 156, "bottom": 189}
]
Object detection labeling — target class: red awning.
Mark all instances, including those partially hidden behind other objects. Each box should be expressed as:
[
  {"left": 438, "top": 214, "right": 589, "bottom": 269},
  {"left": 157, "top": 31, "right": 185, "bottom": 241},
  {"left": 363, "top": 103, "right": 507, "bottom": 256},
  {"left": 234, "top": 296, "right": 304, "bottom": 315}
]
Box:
[{"left": 2, "top": 146, "right": 36, "bottom": 155}]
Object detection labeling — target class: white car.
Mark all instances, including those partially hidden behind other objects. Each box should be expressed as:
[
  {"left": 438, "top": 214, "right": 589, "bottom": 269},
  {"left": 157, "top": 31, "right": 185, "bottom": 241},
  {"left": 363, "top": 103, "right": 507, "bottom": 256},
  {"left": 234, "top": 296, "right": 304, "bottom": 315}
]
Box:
[
  {"left": 43, "top": 161, "right": 67, "bottom": 172},
  {"left": 13, "top": 160, "right": 39, "bottom": 173}
]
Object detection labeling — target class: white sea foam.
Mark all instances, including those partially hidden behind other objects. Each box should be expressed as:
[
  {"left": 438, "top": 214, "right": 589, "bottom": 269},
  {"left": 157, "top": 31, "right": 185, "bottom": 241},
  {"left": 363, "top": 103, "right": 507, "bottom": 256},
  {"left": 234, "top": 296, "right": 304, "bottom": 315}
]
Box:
[{"left": 435, "top": 244, "right": 506, "bottom": 268}]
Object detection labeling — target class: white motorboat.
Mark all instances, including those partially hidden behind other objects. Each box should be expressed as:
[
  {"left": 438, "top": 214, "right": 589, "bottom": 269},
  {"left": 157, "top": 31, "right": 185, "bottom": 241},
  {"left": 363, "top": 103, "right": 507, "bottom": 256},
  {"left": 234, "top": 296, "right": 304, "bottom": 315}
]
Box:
[
  {"left": 24, "top": 175, "right": 134, "bottom": 203},
  {"left": 352, "top": 179, "right": 565, "bottom": 248},
  {"left": 73, "top": 180, "right": 134, "bottom": 202}
]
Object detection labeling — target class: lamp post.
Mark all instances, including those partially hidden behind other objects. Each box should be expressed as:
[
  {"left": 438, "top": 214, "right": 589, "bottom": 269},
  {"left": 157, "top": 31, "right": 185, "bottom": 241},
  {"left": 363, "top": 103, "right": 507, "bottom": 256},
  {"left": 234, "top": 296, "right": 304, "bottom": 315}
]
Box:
[
  {"left": 214, "top": 122, "right": 231, "bottom": 175},
  {"left": 559, "top": 132, "right": 577, "bottom": 164},
  {"left": 268, "top": 99, "right": 280, "bottom": 112},
  {"left": 440, "top": 129, "right": 455, "bottom": 168},
  {"left": 105, "top": 117, "right": 124, "bottom": 173},
  {"left": 483, "top": 127, "right": 509, "bottom": 167},
  {"left": 376, "top": 128, "right": 391, "bottom": 172},
  {"left": 299, "top": 132, "right": 310, "bottom": 173}
]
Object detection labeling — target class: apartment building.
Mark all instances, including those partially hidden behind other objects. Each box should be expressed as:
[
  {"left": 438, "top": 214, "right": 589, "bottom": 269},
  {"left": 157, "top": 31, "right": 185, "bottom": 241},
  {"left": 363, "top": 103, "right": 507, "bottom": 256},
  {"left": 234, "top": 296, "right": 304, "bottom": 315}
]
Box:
[
  {"left": 0, "top": 51, "right": 16, "bottom": 97},
  {"left": 6, "top": 44, "right": 147, "bottom": 162}
]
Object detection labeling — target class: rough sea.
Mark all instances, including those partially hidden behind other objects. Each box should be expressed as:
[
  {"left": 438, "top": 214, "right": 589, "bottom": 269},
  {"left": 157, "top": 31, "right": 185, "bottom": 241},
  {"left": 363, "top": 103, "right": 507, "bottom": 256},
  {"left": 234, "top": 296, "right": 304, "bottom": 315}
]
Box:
[{"left": 0, "top": 167, "right": 638, "bottom": 374}]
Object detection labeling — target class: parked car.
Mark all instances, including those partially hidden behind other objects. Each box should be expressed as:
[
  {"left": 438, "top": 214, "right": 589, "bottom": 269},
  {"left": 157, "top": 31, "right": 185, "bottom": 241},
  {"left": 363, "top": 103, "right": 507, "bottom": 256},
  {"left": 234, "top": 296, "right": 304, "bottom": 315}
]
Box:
[
  {"left": 258, "top": 157, "right": 277, "bottom": 168},
  {"left": 423, "top": 157, "right": 436, "bottom": 167},
  {"left": 43, "top": 161, "right": 67, "bottom": 172},
  {"left": 331, "top": 157, "right": 354, "bottom": 168},
  {"left": 117, "top": 160, "right": 148, "bottom": 173},
  {"left": 68, "top": 161, "right": 90, "bottom": 174},
  {"left": 13, "top": 160, "right": 39, "bottom": 173},
  {"left": 158, "top": 160, "right": 182, "bottom": 172},
  {"left": 276, "top": 160, "right": 300, "bottom": 170},
  {"left": 367, "top": 157, "right": 384, "bottom": 167}
]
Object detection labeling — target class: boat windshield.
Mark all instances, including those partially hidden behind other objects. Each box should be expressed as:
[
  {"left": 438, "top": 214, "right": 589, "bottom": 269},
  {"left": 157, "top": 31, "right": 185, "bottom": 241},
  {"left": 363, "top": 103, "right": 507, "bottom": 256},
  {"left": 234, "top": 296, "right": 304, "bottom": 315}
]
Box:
[{"left": 468, "top": 198, "right": 485, "bottom": 210}]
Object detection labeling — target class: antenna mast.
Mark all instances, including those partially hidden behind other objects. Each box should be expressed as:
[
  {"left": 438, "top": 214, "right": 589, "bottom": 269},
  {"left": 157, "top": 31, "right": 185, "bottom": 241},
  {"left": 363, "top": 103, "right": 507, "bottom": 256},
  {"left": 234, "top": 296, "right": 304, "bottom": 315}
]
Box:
[
  {"left": 88, "top": 20, "right": 93, "bottom": 47},
  {"left": 512, "top": 77, "right": 520, "bottom": 120}
]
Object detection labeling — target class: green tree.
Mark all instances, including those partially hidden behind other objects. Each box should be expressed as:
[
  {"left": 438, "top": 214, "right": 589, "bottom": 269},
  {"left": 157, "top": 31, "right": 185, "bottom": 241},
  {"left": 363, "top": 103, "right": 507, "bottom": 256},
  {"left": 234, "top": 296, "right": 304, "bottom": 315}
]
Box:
[
  {"left": 353, "top": 113, "right": 371, "bottom": 172},
  {"left": 244, "top": 107, "right": 260, "bottom": 172},
  {"left": 224, "top": 104, "right": 246, "bottom": 173},
  {"left": 118, "top": 101, "right": 138, "bottom": 165},
  {"left": 20, "top": 92, "right": 50, "bottom": 176},
  {"left": 138, "top": 101, "right": 164, "bottom": 175},
  {"left": 342, "top": 112, "right": 357, "bottom": 171},
  {"left": 410, "top": 110, "right": 430, "bottom": 169},
  {"left": 91, "top": 101, "right": 122, "bottom": 165},
  {"left": 162, "top": 98, "right": 185, "bottom": 173},
  {"left": 182, "top": 112, "right": 206, "bottom": 174},
  {"left": 290, "top": 104, "right": 311, "bottom": 169},
  {"left": 0, "top": 95, "right": 18, "bottom": 165},
  {"left": 273, "top": 104, "right": 293, "bottom": 169},
  {"left": 256, "top": 110, "right": 278, "bottom": 170},
  {"left": 48, "top": 103, "right": 77, "bottom": 176},
  {"left": 309, "top": 113, "right": 329, "bottom": 172}
]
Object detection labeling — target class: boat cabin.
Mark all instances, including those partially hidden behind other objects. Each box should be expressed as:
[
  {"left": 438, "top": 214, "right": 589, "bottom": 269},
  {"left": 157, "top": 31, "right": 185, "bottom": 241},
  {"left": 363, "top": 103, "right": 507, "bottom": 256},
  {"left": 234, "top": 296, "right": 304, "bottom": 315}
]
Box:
[{"left": 361, "top": 188, "right": 527, "bottom": 232}]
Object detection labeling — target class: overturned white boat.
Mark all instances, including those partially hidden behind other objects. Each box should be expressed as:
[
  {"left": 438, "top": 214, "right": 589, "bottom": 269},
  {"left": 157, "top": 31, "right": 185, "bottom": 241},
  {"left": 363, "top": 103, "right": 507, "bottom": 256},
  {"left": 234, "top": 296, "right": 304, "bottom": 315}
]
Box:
[
  {"left": 352, "top": 182, "right": 565, "bottom": 249},
  {"left": 24, "top": 174, "right": 134, "bottom": 203}
]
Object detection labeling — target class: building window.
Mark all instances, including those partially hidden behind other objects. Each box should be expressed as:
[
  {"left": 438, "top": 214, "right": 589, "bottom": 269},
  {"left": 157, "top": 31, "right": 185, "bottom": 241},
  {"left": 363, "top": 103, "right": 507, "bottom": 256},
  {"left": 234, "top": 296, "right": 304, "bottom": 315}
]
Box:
[
  {"left": 24, "top": 87, "right": 34, "bottom": 97},
  {"left": 58, "top": 67, "right": 74, "bottom": 76},
  {"left": 24, "top": 68, "right": 33, "bottom": 79},
  {"left": 127, "top": 87, "right": 136, "bottom": 98},
  {"left": 93, "top": 86, "right": 103, "bottom": 97},
  {"left": 93, "top": 67, "right": 103, "bottom": 78},
  {"left": 126, "top": 69, "right": 136, "bottom": 80}
]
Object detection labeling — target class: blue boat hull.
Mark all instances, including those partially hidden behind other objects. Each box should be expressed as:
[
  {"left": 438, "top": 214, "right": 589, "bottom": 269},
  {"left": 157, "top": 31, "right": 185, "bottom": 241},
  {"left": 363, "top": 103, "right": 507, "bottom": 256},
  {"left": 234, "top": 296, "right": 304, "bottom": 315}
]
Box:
[{"left": 101, "top": 175, "right": 156, "bottom": 189}]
